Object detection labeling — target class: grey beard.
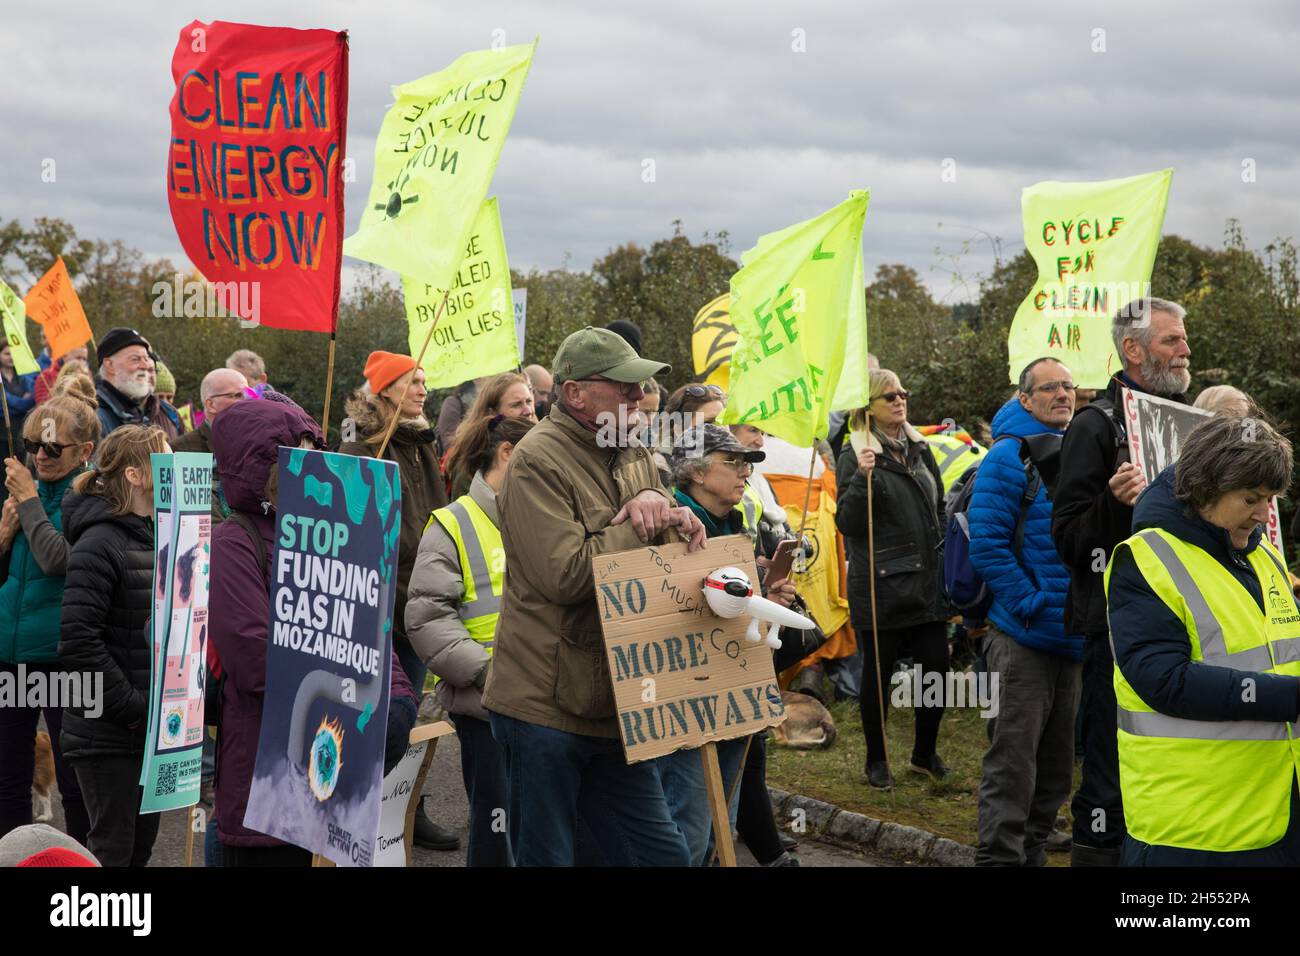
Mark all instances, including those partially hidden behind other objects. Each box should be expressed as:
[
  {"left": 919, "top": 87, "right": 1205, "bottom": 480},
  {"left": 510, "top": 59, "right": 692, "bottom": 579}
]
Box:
[
  {"left": 114, "top": 373, "right": 153, "bottom": 401},
  {"left": 1140, "top": 355, "right": 1191, "bottom": 396}
]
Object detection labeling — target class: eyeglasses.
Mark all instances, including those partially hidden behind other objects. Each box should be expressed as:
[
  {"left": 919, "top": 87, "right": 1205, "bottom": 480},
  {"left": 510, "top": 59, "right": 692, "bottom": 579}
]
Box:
[
  {"left": 711, "top": 455, "right": 753, "bottom": 474},
  {"left": 684, "top": 384, "right": 726, "bottom": 400},
  {"left": 873, "top": 390, "right": 909, "bottom": 404},
  {"left": 1030, "top": 381, "right": 1077, "bottom": 395},
  {"left": 576, "top": 377, "right": 642, "bottom": 397},
  {"left": 23, "top": 438, "right": 69, "bottom": 459},
  {"left": 208, "top": 390, "right": 246, "bottom": 403}
]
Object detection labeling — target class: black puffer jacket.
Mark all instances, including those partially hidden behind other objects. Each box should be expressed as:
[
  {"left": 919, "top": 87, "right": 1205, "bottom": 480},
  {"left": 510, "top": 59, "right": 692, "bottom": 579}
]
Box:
[
  {"left": 835, "top": 425, "right": 950, "bottom": 631},
  {"left": 58, "top": 490, "right": 155, "bottom": 761}
]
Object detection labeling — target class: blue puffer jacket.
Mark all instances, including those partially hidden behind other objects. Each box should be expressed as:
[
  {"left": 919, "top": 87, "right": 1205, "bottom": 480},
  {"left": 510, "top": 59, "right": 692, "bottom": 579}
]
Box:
[
  {"left": 968, "top": 398, "right": 1081, "bottom": 659},
  {"left": 0, "top": 471, "right": 80, "bottom": 663}
]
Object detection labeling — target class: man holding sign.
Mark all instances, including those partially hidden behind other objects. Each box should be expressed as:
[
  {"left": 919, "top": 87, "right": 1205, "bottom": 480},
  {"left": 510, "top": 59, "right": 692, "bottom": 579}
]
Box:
[{"left": 483, "top": 327, "right": 704, "bottom": 866}]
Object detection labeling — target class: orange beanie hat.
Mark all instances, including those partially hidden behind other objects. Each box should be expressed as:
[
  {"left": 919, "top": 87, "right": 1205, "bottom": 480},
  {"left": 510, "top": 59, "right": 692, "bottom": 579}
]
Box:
[{"left": 364, "top": 351, "right": 417, "bottom": 394}]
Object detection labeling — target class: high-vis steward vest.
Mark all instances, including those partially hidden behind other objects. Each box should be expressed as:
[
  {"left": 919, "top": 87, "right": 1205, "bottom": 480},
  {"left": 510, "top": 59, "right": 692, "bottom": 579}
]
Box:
[
  {"left": 924, "top": 432, "right": 986, "bottom": 493},
  {"left": 735, "top": 483, "right": 761, "bottom": 536},
  {"left": 429, "top": 495, "right": 505, "bottom": 651},
  {"left": 1104, "top": 528, "right": 1300, "bottom": 852}
]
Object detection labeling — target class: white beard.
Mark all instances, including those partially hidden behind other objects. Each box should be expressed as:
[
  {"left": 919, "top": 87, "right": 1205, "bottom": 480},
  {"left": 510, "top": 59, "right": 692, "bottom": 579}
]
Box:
[{"left": 114, "top": 371, "right": 153, "bottom": 401}]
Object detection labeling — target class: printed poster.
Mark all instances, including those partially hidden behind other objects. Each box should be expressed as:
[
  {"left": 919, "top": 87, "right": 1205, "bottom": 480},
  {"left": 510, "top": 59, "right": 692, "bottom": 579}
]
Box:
[{"left": 244, "top": 448, "right": 401, "bottom": 866}]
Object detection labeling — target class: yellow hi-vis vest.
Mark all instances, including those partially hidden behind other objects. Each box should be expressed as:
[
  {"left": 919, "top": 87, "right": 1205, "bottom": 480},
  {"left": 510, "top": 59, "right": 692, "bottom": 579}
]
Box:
[
  {"left": 1104, "top": 528, "right": 1300, "bottom": 852},
  {"left": 924, "top": 433, "right": 986, "bottom": 493},
  {"left": 735, "top": 483, "right": 761, "bottom": 536},
  {"left": 428, "top": 495, "right": 505, "bottom": 651}
]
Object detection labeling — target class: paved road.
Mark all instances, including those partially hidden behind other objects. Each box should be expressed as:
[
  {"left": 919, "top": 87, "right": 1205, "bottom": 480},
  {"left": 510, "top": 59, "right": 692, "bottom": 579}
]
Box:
[{"left": 47, "top": 731, "right": 889, "bottom": 867}]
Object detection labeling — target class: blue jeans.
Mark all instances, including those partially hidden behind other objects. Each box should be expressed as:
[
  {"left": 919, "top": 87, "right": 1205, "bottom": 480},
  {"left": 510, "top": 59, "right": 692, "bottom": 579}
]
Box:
[
  {"left": 450, "top": 713, "right": 513, "bottom": 867},
  {"left": 654, "top": 737, "right": 748, "bottom": 866},
  {"left": 489, "top": 712, "right": 690, "bottom": 867}
]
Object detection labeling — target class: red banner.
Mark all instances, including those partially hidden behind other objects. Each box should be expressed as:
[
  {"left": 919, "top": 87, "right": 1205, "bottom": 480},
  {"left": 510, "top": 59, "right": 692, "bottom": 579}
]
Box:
[{"left": 167, "top": 21, "right": 348, "bottom": 333}]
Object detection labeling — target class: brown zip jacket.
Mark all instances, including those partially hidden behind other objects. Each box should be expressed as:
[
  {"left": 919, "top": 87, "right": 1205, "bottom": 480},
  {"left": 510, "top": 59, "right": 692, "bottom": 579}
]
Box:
[{"left": 482, "top": 404, "right": 670, "bottom": 737}]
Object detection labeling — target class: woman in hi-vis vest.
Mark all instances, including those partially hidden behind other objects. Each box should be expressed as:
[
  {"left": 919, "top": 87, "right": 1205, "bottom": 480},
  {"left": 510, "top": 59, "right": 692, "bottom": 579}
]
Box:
[
  {"left": 1106, "top": 413, "right": 1300, "bottom": 865},
  {"left": 406, "top": 414, "right": 535, "bottom": 867}
]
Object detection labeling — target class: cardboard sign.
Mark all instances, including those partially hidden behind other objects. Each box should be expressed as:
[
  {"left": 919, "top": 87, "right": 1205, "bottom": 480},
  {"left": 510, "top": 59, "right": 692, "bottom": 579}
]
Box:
[
  {"left": 373, "top": 721, "right": 455, "bottom": 867},
  {"left": 592, "top": 535, "right": 786, "bottom": 763},
  {"left": 1122, "top": 387, "right": 1284, "bottom": 554},
  {"left": 23, "top": 257, "right": 92, "bottom": 360}
]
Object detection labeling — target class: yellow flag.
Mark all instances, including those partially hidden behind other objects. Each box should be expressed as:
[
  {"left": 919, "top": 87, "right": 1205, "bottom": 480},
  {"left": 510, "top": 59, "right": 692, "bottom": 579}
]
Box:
[
  {"left": 0, "top": 280, "right": 39, "bottom": 376},
  {"left": 691, "top": 293, "right": 735, "bottom": 390},
  {"left": 1007, "top": 169, "right": 1172, "bottom": 387},
  {"left": 717, "top": 191, "right": 870, "bottom": 446},
  {"left": 403, "top": 197, "right": 518, "bottom": 388},
  {"left": 344, "top": 41, "right": 536, "bottom": 287}
]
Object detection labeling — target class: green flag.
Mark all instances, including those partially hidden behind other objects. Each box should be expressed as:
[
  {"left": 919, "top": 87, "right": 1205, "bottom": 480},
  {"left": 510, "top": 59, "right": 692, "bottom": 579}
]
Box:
[
  {"left": 1007, "top": 168, "right": 1173, "bottom": 387},
  {"left": 403, "top": 197, "right": 519, "bottom": 387},
  {"left": 0, "top": 280, "right": 39, "bottom": 376},
  {"left": 717, "top": 191, "right": 870, "bottom": 447},
  {"left": 344, "top": 40, "right": 536, "bottom": 286}
]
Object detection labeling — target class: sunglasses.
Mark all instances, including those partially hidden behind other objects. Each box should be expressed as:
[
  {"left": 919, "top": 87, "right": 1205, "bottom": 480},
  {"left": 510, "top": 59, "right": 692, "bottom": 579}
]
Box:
[
  {"left": 712, "top": 455, "right": 753, "bottom": 473},
  {"left": 874, "top": 390, "right": 909, "bottom": 403},
  {"left": 576, "top": 377, "right": 642, "bottom": 397},
  {"left": 684, "top": 384, "right": 726, "bottom": 400},
  {"left": 23, "top": 438, "right": 70, "bottom": 459}
]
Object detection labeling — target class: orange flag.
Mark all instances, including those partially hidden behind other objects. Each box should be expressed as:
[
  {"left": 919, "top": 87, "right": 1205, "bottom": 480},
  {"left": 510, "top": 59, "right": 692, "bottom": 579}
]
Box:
[{"left": 24, "top": 257, "right": 92, "bottom": 360}]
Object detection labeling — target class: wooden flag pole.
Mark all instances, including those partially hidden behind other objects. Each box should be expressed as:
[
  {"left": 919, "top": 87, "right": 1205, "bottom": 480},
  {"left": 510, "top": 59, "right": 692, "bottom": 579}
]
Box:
[
  {"left": 376, "top": 289, "right": 451, "bottom": 459},
  {"left": 185, "top": 808, "right": 197, "bottom": 867},
  {"left": 0, "top": 379, "right": 11, "bottom": 454},
  {"left": 794, "top": 443, "right": 818, "bottom": 542},
  {"left": 320, "top": 330, "right": 338, "bottom": 442},
  {"left": 701, "top": 741, "right": 738, "bottom": 867}
]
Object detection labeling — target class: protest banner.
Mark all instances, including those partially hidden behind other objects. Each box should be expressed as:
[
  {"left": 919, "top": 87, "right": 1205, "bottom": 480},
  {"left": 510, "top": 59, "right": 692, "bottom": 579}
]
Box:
[
  {"left": 1007, "top": 169, "right": 1173, "bottom": 387},
  {"left": 717, "top": 191, "right": 871, "bottom": 448},
  {"left": 244, "top": 448, "right": 402, "bottom": 866},
  {"left": 1121, "top": 387, "right": 1284, "bottom": 553},
  {"left": 373, "top": 721, "right": 455, "bottom": 867},
  {"left": 23, "top": 257, "right": 92, "bottom": 360},
  {"left": 592, "top": 535, "right": 785, "bottom": 762},
  {"left": 0, "top": 280, "right": 39, "bottom": 376},
  {"left": 692, "top": 292, "right": 735, "bottom": 391},
  {"left": 401, "top": 197, "right": 519, "bottom": 387},
  {"left": 512, "top": 287, "right": 527, "bottom": 363},
  {"left": 141, "top": 453, "right": 213, "bottom": 813},
  {"left": 344, "top": 41, "right": 536, "bottom": 287},
  {"left": 166, "top": 21, "right": 349, "bottom": 334},
  {"left": 592, "top": 535, "right": 787, "bottom": 866}
]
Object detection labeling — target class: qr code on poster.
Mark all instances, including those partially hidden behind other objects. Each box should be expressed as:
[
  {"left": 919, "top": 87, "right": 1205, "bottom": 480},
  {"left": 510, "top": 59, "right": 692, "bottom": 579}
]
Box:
[{"left": 155, "top": 763, "right": 178, "bottom": 797}]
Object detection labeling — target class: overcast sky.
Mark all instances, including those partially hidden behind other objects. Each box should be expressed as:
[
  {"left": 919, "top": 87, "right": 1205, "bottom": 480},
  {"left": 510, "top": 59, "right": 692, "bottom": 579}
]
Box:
[{"left": 2, "top": 0, "right": 1297, "bottom": 302}]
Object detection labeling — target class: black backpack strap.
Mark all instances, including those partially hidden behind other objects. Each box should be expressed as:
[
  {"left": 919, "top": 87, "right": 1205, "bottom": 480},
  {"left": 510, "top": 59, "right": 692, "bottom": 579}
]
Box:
[{"left": 1076, "top": 397, "right": 1128, "bottom": 467}]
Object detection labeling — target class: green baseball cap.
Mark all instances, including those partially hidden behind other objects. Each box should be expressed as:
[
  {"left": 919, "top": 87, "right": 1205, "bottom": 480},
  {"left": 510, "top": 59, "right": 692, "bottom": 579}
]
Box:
[{"left": 552, "top": 326, "right": 670, "bottom": 385}]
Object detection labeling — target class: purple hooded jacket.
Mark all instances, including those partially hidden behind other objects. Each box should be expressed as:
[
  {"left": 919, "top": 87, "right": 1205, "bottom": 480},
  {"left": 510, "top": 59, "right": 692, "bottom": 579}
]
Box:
[{"left": 209, "top": 399, "right": 416, "bottom": 848}]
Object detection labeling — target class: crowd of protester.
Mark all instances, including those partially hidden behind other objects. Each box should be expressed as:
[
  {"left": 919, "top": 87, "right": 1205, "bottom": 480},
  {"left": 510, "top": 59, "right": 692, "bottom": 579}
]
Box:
[{"left": 3, "top": 297, "right": 1299, "bottom": 868}]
